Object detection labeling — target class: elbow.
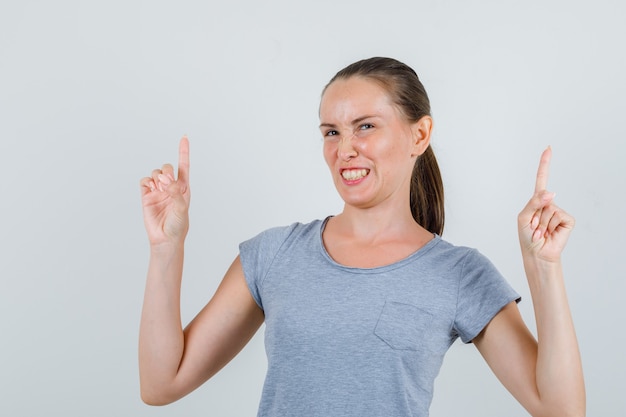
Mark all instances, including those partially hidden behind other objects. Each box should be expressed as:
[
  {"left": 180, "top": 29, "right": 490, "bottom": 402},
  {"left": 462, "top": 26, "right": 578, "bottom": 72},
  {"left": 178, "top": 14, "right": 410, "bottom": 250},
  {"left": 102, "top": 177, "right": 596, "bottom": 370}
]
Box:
[
  {"left": 564, "top": 407, "right": 586, "bottom": 417},
  {"left": 534, "top": 411, "right": 585, "bottom": 417},
  {"left": 141, "top": 391, "right": 170, "bottom": 406},
  {"left": 531, "top": 401, "right": 586, "bottom": 417},
  {"left": 141, "top": 393, "right": 169, "bottom": 407},
  {"left": 140, "top": 384, "right": 179, "bottom": 406},
  {"left": 529, "top": 383, "right": 586, "bottom": 417}
]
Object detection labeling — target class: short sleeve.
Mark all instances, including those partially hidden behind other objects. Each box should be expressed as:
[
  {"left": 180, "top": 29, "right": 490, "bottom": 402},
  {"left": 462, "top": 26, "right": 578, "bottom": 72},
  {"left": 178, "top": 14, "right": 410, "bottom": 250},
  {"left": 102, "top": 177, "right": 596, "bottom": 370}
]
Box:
[
  {"left": 453, "top": 249, "right": 520, "bottom": 343},
  {"left": 238, "top": 224, "right": 297, "bottom": 310}
]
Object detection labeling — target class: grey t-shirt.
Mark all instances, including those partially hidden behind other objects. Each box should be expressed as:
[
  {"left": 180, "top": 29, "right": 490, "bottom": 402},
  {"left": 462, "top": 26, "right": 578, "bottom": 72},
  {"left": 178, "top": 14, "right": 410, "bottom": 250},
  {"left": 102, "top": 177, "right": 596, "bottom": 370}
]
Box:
[{"left": 239, "top": 219, "right": 520, "bottom": 417}]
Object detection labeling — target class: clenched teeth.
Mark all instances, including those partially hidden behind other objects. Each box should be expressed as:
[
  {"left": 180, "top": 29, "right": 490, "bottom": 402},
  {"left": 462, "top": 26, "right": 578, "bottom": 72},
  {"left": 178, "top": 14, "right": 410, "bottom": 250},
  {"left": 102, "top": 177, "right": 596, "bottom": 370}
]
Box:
[{"left": 341, "top": 169, "right": 369, "bottom": 180}]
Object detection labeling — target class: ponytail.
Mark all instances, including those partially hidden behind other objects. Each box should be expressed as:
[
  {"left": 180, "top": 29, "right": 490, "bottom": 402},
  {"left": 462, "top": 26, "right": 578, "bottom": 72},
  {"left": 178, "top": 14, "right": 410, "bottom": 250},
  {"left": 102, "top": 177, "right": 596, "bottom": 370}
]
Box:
[{"left": 411, "top": 145, "right": 444, "bottom": 235}]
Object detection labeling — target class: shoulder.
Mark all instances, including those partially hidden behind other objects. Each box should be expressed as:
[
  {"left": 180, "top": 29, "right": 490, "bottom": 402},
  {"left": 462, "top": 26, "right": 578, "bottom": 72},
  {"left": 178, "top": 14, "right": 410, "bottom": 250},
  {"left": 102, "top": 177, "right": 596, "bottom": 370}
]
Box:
[
  {"left": 424, "top": 236, "right": 479, "bottom": 268},
  {"left": 420, "top": 237, "right": 504, "bottom": 286},
  {"left": 238, "top": 219, "right": 325, "bottom": 301},
  {"left": 239, "top": 219, "right": 324, "bottom": 256}
]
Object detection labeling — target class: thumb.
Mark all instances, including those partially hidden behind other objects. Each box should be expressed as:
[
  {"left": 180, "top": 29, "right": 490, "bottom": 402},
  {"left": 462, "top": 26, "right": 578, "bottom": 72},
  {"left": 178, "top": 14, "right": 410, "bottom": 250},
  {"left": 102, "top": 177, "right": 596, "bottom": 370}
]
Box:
[
  {"left": 158, "top": 173, "right": 186, "bottom": 204},
  {"left": 519, "top": 190, "right": 555, "bottom": 225}
]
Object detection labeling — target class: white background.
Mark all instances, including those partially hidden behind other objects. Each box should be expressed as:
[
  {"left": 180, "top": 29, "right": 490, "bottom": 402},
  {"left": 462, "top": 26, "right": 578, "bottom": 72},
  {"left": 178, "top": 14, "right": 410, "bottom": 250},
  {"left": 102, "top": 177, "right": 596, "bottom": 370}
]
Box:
[{"left": 1, "top": 0, "right": 624, "bottom": 415}]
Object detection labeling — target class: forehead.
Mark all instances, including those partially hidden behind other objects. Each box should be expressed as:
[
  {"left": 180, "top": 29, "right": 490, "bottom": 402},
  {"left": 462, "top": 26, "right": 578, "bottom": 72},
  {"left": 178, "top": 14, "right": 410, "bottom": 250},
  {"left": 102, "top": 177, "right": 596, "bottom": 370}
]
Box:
[{"left": 320, "top": 76, "right": 395, "bottom": 122}]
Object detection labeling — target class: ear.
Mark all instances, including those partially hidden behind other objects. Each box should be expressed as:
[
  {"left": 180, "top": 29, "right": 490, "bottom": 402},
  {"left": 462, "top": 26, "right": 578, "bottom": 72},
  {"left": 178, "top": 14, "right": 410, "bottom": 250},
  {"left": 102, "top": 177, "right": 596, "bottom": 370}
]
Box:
[{"left": 410, "top": 115, "right": 433, "bottom": 157}]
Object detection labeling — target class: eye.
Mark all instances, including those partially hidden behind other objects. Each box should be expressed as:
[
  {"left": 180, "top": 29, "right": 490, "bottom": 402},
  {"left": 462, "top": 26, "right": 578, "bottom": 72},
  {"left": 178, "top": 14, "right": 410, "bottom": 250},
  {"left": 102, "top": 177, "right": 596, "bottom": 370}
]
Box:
[
  {"left": 354, "top": 123, "right": 375, "bottom": 139},
  {"left": 323, "top": 129, "right": 340, "bottom": 140}
]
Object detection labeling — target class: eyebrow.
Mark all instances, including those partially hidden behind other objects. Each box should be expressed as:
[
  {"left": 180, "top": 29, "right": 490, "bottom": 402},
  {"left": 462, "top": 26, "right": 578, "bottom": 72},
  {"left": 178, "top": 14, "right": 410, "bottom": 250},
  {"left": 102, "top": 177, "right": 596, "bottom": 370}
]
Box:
[{"left": 319, "top": 115, "right": 378, "bottom": 129}]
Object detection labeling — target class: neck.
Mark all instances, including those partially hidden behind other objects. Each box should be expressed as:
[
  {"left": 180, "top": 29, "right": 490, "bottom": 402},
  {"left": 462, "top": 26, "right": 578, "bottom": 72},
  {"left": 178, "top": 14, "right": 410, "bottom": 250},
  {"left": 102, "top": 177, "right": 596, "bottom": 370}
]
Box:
[
  {"left": 322, "top": 202, "right": 434, "bottom": 268},
  {"left": 332, "top": 202, "right": 426, "bottom": 243}
]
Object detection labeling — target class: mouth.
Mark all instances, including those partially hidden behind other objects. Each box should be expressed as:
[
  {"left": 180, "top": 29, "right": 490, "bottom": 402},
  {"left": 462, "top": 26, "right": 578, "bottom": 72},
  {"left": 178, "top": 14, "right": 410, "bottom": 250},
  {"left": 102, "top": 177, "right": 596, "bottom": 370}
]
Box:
[{"left": 341, "top": 168, "right": 369, "bottom": 181}]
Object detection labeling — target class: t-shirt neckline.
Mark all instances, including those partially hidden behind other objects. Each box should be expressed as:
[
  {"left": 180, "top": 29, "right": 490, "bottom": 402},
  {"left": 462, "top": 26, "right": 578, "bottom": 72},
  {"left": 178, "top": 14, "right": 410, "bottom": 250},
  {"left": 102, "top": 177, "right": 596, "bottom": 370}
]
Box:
[{"left": 317, "top": 216, "right": 441, "bottom": 273}]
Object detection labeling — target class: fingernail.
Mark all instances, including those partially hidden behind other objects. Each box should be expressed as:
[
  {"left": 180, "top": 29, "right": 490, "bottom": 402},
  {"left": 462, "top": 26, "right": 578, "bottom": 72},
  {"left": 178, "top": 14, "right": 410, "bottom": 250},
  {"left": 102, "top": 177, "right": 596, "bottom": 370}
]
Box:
[
  {"left": 531, "top": 216, "right": 539, "bottom": 229},
  {"left": 158, "top": 174, "right": 172, "bottom": 185},
  {"left": 532, "top": 229, "right": 542, "bottom": 242}
]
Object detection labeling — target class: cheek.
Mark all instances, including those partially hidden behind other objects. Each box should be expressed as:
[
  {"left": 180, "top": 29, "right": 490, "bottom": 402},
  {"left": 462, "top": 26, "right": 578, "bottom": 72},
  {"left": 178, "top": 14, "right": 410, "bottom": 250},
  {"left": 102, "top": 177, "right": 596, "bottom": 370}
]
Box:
[
  {"left": 371, "top": 138, "right": 412, "bottom": 177},
  {"left": 365, "top": 138, "right": 396, "bottom": 161},
  {"left": 380, "top": 132, "right": 412, "bottom": 159}
]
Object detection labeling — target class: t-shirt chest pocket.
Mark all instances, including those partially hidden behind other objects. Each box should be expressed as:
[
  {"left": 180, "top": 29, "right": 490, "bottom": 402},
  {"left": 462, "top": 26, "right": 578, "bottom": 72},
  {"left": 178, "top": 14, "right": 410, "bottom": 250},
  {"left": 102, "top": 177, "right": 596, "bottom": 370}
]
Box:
[{"left": 373, "top": 300, "right": 435, "bottom": 351}]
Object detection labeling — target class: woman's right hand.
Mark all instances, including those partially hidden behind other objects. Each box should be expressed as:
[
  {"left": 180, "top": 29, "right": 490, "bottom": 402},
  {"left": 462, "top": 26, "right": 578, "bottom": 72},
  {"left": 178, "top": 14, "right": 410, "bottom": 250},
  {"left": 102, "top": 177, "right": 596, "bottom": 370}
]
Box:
[{"left": 139, "top": 136, "right": 191, "bottom": 246}]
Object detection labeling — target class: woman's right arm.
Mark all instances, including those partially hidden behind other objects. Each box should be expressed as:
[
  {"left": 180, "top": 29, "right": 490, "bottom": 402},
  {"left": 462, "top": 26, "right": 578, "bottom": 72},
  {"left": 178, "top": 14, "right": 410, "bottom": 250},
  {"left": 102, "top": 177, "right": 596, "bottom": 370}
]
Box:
[{"left": 138, "top": 137, "right": 264, "bottom": 405}]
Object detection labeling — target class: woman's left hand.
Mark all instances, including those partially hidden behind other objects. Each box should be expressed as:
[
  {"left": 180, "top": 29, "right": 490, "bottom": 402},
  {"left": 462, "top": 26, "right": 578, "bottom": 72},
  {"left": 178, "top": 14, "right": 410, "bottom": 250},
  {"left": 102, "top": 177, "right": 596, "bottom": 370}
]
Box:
[{"left": 518, "top": 147, "right": 575, "bottom": 264}]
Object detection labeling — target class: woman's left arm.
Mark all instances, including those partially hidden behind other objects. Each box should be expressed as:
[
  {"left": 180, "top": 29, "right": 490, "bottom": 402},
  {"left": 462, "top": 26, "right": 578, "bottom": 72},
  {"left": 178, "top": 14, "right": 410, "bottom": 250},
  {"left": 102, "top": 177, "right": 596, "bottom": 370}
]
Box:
[{"left": 473, "top": 147, "right": 585, "bottom": 417}]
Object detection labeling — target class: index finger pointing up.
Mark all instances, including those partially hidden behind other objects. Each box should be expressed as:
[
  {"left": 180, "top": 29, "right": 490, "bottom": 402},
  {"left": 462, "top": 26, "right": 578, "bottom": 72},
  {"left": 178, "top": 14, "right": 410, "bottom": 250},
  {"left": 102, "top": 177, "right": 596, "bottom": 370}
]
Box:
[
  {"left": 178, "top": 135, "right": 190, "bottom": 185},
  {"left": 535, "top": 146, "right": 552, "bottom": 192}
]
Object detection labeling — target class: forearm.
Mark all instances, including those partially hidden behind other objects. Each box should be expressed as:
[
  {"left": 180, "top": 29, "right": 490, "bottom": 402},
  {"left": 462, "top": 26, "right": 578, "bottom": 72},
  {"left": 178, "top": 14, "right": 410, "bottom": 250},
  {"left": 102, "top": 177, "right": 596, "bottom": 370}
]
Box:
[
  {"left": 139, "top": 242, "right": 186, "bottom": 404},
  {"left": 524, "top": 259, "right": 585, "bottom": 416}
]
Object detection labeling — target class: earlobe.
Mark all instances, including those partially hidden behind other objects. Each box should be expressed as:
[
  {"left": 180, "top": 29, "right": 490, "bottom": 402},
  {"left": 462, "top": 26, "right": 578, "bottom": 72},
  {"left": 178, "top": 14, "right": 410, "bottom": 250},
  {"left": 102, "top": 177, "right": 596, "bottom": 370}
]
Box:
[{"left": 411, "top": 115, "right": 433, "bottom": 157}]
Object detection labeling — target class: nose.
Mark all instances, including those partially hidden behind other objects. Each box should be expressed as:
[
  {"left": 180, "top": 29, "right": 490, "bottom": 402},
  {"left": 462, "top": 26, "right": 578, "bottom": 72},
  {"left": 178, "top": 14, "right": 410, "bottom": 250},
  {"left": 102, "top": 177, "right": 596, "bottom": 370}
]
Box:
[{"left": 337, "top": 132, "right": 357, "bottom": 160}]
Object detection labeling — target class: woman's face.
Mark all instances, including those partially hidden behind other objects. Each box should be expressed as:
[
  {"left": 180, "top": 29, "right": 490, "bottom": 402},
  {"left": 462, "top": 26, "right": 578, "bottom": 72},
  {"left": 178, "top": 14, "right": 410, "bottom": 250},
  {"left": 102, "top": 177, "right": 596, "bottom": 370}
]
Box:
[{"left": 319, "top": 76, "right": 430, "bottom": 211}]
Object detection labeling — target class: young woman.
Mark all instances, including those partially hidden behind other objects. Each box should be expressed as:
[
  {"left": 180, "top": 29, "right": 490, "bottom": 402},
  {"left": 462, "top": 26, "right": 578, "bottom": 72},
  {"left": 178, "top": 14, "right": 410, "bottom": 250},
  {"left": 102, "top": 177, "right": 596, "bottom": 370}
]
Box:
[{"left": 139, "top": 57, "right": 585, "bottom": 416}]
